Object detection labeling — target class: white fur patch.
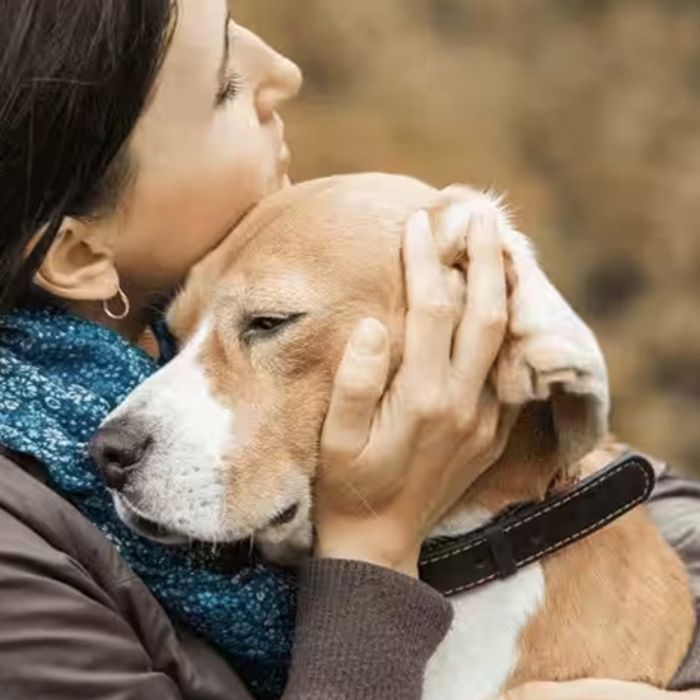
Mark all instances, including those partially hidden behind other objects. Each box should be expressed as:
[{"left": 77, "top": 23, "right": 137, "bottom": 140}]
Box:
[
  {"left": 430, "top": 505, "right": 494, "bottom": 538},
  {"left": 423, "top": 508, "right": 546, "bottom": 700},
  {"left": 424, "top": 565, "right": 545, "bottom": 700},
  {"left": 105, "top": 318, "right": 233, "bottom": 540}
]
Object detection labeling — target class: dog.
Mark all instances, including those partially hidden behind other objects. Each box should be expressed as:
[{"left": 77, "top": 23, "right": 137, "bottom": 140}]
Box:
[{"left": 93, "top": 174, "right": 694, "bottom": 699}]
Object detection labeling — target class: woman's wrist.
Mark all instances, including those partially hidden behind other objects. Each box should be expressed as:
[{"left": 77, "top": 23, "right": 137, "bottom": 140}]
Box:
[{"left": 315, "top": 517, "right": 421, "bottom": 578}]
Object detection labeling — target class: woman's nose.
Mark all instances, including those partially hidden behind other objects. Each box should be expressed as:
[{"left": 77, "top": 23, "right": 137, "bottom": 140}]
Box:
[
  {"left": 235, "top": 24, "right": 303, "bottom": 123},
  {"left": 255, "top": 54, "right": 303, "bottom": 123},
  {"left": 89, "top": 419, "right": 151, "bottom": 491}
]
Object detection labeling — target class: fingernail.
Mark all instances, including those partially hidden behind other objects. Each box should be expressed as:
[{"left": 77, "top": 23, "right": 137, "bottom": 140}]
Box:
[
  {"left": 351, "top": 318, "right": 387, "bottom": 355},
  {"left": 470, "top": 203, "right": 499, "bottom": 235},
  {"left": 444, "top": 203, "right": 472, "bottom": 229}
]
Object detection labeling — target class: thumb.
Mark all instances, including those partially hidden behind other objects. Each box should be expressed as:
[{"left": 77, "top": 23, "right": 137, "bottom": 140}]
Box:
[{"left": 321, "top": 318, "right": 390, "bottom": 463}]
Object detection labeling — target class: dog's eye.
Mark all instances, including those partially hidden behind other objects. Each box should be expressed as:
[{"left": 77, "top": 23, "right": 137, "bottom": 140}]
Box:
[
  {"left": 242, "top": 313, "right": 305, "bottom": 340},
  {"left": 248, "top": 317, "right": 286, "bottom": 333}
]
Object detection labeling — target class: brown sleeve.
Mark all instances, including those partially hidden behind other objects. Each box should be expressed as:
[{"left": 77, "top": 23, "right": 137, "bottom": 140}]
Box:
[
  {"left": 285, "top": 558, "right": 453, "bottom": 700},
  {"left": 648, "top": 472, "right": 700, "bottom": 690},
  {"left": 0, "top": 510, "right": 192, "bottom": 700},
  {"left": 0, "top": 505, "right": 451, "bottom": 699}
]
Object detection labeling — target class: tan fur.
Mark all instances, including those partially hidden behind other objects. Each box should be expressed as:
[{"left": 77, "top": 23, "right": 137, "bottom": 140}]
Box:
[
  {"left": 168, "top": 173, "right": 694, "bottom": 686},
  {"left": 450, "top": 413, "right": 693, "bottom": 687},
  {"left": 509, "top": 508, "right": 692, "bottom": 689}
]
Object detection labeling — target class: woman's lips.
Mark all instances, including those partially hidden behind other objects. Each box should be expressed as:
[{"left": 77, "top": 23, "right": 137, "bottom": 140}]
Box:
[
  {"left": 279, "top": 142, "right": 291, "bottom": 172},
  {"left": 273, "top": 113, "right": 290, "bottom": 173}
]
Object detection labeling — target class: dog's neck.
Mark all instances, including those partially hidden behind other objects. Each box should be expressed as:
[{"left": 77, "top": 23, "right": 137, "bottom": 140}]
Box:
[{"left": 434, "top": 402, "right": 568, "bottom": 537}]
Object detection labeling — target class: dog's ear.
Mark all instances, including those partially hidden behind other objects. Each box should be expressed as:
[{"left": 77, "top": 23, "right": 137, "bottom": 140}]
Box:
[{"left": 427, "top": 185, "right": 610, "bottom": 478}]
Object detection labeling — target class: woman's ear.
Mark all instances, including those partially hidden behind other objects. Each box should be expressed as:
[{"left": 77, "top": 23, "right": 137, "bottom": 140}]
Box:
[{"left": 33, "top": 218, "right": 119, "bottom": 302}]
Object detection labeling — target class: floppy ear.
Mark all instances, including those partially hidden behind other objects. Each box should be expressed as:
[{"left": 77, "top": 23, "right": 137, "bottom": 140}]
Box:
[{"left": 429, "top": 186, "right": 610, "bottom": 478}]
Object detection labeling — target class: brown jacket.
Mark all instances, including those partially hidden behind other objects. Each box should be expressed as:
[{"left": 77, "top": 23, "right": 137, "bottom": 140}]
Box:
[
  {"left": 1, "top": 452, "right": 699, "bottom": 699},
  {"left": 649, "top": 472, "right": 700, "bottom": 691},
  {"left": 0, "top": 454, "right": 452, "bottom": 699}
]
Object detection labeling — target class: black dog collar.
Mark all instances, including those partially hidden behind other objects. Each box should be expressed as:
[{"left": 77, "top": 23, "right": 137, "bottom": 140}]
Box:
[{"left": 419, "top": 453, "right": 655, "bottom": 597}]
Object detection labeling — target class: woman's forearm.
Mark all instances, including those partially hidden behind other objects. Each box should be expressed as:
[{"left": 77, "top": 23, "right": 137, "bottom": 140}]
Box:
[{"left": 283, "top": 559, "right": 452, "bottom": 700}]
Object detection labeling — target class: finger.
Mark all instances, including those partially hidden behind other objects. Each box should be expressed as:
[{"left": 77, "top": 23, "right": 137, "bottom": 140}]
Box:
[
  {"left": 452, "top": 205, "right": 507, "bottom": 391},
  {"left": 448, "top": 389, "right": 503, "bottom": 496},
  {"left": 492, "top": 404, "right": 522, "bottom": 455},
  {"left": 402, "top": 209, "right": 454, "bottom": 385},
  {"left": 473, "top": 387, "right": 501, "bottom": 450},
  {"left": 321, "top": 318, "right": 390, "bottom": 462}
]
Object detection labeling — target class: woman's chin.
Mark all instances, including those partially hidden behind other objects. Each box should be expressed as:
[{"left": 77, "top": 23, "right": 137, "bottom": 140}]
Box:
[{"left": 267, "top": 168, "right": 292, "bottom": 195}]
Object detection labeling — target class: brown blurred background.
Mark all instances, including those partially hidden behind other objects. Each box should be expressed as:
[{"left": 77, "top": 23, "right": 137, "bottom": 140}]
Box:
[{"left": 234, "top": 0, "right": 700, "bottom": 474}]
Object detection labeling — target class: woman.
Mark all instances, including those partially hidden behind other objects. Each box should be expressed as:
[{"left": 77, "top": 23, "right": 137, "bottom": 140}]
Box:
[{"left": 0, "top": 2, "right": 696, "bottom": 699}]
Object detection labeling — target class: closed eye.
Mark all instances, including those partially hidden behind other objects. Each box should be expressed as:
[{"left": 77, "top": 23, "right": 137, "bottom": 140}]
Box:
[
  {"left": 216, "top": 72, "right": 243, "bottom": 106},
  {"left": 241, "top": 313, "right": 306, "bottom": 342}
]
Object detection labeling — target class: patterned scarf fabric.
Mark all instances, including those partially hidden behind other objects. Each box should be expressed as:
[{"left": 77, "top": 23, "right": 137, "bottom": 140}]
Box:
[{"left": 0, "top": 304, "right": 295, "bottom": 700}]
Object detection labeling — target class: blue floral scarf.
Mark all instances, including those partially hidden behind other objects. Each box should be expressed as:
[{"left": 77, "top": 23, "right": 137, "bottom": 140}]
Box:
[{"left": 0, "top": 304, "right": 295, "bottom": 699}]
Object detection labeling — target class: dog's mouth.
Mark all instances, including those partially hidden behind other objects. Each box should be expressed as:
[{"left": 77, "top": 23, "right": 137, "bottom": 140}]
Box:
[
  {"left": 112, "top": 491, "right": 307, "bottom": 551},
  {"left": 113, "top": 494, "right": 191, "bottom": 546}
]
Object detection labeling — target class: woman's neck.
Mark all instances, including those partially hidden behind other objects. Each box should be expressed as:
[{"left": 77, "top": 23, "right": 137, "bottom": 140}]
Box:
[{"left": 69, "top": 294, "right": 159, "bottom": 357}]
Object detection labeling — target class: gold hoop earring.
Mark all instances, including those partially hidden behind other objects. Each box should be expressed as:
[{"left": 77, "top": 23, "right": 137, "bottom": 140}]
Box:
[{"left": 103, "top": 287, "right": 130, "bottom": 321}]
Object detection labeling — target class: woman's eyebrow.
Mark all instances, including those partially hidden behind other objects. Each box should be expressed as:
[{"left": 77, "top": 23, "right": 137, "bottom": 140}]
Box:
[{"left": 217, "top": 11, "right": 231, "bottom": 86}]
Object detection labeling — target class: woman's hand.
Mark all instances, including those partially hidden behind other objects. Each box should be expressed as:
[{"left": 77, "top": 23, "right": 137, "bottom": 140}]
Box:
[
  {"left": 497, "top": 680, "right": 700, "bottom": 700},
  {"left": 315, "top": 205, "right": 516, "bottom": 577}
]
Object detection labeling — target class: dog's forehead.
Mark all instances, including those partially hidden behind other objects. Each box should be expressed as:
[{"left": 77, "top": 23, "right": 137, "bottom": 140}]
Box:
[
  {"left": 223, "top": 173, "right": 438, "bottom": 277},
  {"left": 171, "top": 174, "right": 439, "bottom": 335}
]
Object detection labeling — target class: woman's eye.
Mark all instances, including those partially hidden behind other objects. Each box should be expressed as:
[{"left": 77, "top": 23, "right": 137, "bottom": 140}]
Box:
[
  {"left": 216, "top": 72, "right": 242, "bottom": 106},
  {"left": 242, "top": 313, "right": 305, "bottom": 341}
]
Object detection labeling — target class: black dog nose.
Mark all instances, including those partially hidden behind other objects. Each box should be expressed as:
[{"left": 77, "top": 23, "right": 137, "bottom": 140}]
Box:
[{"left": 89, "top": 420, "right": 151, "bottom": 491}]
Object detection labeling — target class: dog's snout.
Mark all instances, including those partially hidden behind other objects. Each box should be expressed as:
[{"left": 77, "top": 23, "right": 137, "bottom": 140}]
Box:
[{"left": 89, "top": 420, "right": 151, "bottom": 491}]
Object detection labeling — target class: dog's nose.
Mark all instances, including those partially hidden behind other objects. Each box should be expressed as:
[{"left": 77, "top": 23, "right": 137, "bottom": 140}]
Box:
[{"left": 89, "top": 420, "right": 151, "bottom": 492}]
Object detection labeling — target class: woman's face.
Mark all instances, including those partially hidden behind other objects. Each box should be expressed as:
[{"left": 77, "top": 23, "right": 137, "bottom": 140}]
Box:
[
  {"left": 122, "top": 0, "right": 301, "bottom": 291},
  {"left": 49, "top": 0, "right": 301, "bottom": 306}
]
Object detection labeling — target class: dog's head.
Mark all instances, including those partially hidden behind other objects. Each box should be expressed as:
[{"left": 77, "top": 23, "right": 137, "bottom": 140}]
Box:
[{"left": 90, "top": 173, "right": 608, "bottom": 560}]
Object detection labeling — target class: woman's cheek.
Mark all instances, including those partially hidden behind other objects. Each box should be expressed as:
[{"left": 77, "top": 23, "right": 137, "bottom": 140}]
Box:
[{"left": 115, "top": 116, "right": 283, "bottom": 290}]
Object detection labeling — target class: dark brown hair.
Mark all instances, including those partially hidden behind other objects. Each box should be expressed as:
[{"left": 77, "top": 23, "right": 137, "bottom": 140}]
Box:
[{"left": 0, "top": 0, "right": 175, "bottom": 311}]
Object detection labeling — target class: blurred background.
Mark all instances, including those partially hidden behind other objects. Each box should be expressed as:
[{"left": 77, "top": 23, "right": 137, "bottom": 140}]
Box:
[{"left": 234, "top": 0, "right": 700, "bottom": 474}]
